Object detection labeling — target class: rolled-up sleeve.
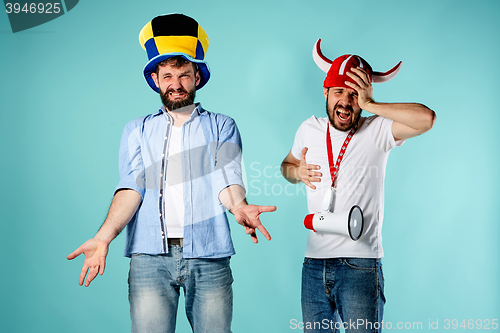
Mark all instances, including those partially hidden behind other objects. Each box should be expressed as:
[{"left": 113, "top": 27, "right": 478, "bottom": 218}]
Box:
[
  {"left": 115, "top": 120, "right": 146, "bottom": 199},
  {"left": 213, "top": 117, "right": 245, "bottom": 197}
]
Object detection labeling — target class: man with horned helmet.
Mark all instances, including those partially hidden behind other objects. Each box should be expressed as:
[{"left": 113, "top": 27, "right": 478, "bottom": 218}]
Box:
[
  {"left": 281, "top": 39, "right": 435, "bottom": 332},
  {"left": 67, "top": 14, "right": 275, "bottom": 333}
]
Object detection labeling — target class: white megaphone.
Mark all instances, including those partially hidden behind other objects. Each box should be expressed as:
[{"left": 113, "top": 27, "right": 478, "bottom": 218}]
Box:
[{"left": 303, "top": 188, "right": 364, "bottom": 241}]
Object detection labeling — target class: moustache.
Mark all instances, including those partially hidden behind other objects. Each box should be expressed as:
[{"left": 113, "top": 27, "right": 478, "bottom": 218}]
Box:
[
  {"left": 164, "top": 87, "right": 189, "bottom": 96},
  {"left": 334, "top": 102, "right": 353, "bottom": 113}
]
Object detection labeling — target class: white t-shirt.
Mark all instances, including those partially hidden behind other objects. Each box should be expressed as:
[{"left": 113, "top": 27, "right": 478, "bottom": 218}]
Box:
[
  {"left": 164, "top": 126, "right": 185, "bottom": 238},
  {"left": 291, "top": 115, "right": 404, "bottom": 258}
]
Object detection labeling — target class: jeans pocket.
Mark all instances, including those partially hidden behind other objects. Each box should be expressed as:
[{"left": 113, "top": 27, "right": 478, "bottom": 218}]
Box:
[
  {"left": 190, "top": 257, "right": 234, "bottom": 287},
  {"left": 343, "top": 258, "right": 377, "bottom": 271}
]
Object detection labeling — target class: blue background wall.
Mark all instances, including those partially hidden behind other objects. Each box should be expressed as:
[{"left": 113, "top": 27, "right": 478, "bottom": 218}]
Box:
[{"left": 0, "top": 0, "right": 498, "bottom": 332}]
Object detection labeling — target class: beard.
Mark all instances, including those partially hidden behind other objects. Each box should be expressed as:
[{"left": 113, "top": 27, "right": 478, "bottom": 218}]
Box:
[
  {"left": 160, "top": 86, "right": 196, "bottom": 112},
  {"left": 326, "top": 97, "right": 361, "bottom": 132}
]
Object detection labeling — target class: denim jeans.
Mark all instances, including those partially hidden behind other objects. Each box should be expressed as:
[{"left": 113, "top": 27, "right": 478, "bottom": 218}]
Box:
[
  {"left": 128, "top": 244, "right": 233, "bottom": 333},
  {"left": 301, "top": 258, "right": 385, "bottom": 333}
]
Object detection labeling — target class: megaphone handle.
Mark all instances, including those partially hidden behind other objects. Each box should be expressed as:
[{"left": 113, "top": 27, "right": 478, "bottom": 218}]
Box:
[
  {"left": 320, "top": 187, "right": 336, "bottom": 213},
  {"left": 327, "top": 187, "right": 336, "bottom": 213}
]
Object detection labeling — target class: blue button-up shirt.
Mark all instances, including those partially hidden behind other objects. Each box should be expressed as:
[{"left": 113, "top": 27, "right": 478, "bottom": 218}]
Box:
[{"left": 116, "top": 103, "right": 244, "bottom": 258}]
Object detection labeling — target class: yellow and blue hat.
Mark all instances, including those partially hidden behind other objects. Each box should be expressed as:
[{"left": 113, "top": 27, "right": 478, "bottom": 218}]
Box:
[{"left": 139, "top": 14, "right": 210, "bottom": 92}]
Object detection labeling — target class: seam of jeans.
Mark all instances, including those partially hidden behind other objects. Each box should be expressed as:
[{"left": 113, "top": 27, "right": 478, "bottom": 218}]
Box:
[
  {"left": 176, "top": 249, "right": 183, "bottom": 284},
  {"left": 376, "top": 264, "right": 381, "bottom": 331},
  {"left": 322, "top": 260, "right": 327, "bottom": 290}
]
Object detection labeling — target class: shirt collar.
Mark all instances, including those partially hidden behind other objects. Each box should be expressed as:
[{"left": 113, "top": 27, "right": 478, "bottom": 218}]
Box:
[{"left": 158, "top": 102, "right": 205, "bottom": 118}]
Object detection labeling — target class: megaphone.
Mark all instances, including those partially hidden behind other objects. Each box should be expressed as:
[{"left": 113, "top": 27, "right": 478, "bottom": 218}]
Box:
[{"left": 304, "top": 205, "right": 364, "bottom": 241}]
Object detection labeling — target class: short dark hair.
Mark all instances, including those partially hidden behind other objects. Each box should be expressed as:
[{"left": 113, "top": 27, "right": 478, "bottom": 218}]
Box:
[{"left": 155, "top": 55, "right": 199, "bottom": 76}]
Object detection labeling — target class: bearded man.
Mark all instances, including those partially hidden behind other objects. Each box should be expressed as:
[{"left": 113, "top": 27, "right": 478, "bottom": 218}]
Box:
[
  {"left": 67, "top": 14, "right": 275, "bottom": 333},
  {"left": 281, "top": 40, "right": 435, "bottom": 332}
]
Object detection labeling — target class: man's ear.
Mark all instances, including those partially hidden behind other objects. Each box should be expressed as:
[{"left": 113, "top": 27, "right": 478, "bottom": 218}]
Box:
[
  {"left": 151, "top": 72, "right": 160, "bottom": 88},
  {"left": 323, "top": 87, "right": 329, "bottom": 100},
  {"left": 195, "top": 71, "right": 201, "bottom": 87}
]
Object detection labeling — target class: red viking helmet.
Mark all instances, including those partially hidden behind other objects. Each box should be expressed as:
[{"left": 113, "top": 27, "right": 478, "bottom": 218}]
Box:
[{"left": 313, "top": 39, "right": 402, "bottom": 88}]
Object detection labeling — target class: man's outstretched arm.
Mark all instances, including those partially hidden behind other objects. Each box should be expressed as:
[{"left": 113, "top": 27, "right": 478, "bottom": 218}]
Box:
[
  {"left": 219, "top": 185, "right": 276, "bottom": 243},
  {"left": 66, "top": 189, "right": 142, "bottom": 287}
]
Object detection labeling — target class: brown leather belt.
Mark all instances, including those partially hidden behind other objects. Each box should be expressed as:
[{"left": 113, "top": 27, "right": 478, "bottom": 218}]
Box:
[{"left": 168, "top": 238, "right": 183, "bottom": 247}]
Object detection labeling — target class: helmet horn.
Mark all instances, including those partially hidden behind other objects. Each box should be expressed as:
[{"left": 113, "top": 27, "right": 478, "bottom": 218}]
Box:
[
  {"left": 312, "top": 39, "right": 332, "bottom": 73},
  {"left": 372, "top": 61, "right": 402, "bottom": 83}
]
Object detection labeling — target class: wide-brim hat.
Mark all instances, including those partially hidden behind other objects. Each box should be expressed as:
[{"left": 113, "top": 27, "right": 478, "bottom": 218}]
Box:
[{"left": 139, "top": 14, "right": 210, "bottom": 92}]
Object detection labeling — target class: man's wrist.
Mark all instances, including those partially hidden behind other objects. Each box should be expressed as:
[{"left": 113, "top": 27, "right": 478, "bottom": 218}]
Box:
[
  {"left": 229, "top": 200, "right": 248, "bottom": 214},
  {"left": 94, "top": 225, "right": 118, "bottom": 245},
  {"left": 360, "top": 99, "right": 378, "bottom": 114}
]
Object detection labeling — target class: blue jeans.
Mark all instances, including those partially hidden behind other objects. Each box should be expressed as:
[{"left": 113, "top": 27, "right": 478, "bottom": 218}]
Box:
[
  {"left": 128, "top": 245, "right": 233, "bottom": 333},
  {"left": 301, "top": 258, "right": 385, "bottom": 333}
]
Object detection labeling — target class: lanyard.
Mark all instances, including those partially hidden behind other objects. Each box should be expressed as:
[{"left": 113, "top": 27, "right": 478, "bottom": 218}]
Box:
[{"left": 326, "top": 123, "right": 357, "bottom": 188}]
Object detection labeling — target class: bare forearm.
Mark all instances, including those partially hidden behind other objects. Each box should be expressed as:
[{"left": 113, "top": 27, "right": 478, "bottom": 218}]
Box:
[
  {"left": 219, "top": 185, "right": 248, "bottom": 213},
  {"left": 281, "top": 162, "right": 301, "bottom": 184},
  {"left": 364, "top": 101, "right": 436, "bottom": 132},
  {"left": 95, "top": 189, "right": 142, "bottom": 244}
]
